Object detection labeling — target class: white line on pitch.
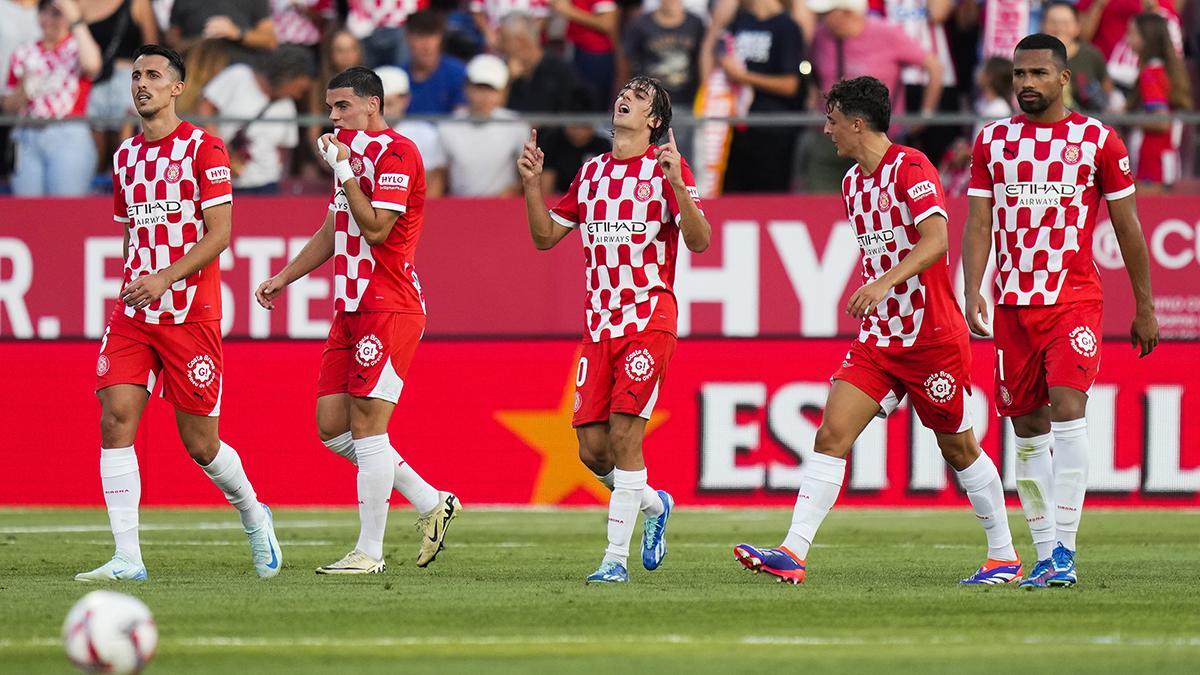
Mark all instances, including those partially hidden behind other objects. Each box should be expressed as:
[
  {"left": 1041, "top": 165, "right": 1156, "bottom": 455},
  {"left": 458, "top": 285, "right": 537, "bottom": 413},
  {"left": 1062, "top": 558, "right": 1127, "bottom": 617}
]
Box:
[{"left": 0, "top": 519, "right": 352, "bottom": 535}]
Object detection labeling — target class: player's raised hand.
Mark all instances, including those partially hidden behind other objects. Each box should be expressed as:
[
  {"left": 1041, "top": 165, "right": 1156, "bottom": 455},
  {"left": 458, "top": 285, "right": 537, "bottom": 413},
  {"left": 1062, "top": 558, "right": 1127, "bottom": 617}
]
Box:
[
  {"left": 517, "top": 129, "right": 544, "bottom": 183},
  {"left": 1131, "top": 307, "right": 1159, "bottom": 357},
  {"left": 120, "top": 272, "right": 171, "bottom": 311},
  {"left": 655, "top": 129, "right": 683, "bottom": 186},
  {"left": 255, "top": 275, "right": 287, "bottom": 310},
  {"left": 847, "top": 280, "right": 889, "bottom": 319},
  {"left": 964, "top": 292, "right": 991, "bottom": 337},
  {"left": 316, "top": 133, "right": 350, "bottom": 166}
]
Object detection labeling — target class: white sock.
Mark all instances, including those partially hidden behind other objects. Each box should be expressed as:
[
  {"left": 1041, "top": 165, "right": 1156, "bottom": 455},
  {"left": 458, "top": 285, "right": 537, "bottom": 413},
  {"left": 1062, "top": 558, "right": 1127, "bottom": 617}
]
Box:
[
  {"left": 200, "top": 442, "right": 265, "bottom": 530},
  {"left": 324, "top": 431, "right": 356, "bottom": 463},
  {"left": 353, "top": 434, "right": 395, "bottom": 560},
  {"left": 593, "top": 469, "right": 615, "bottom": 490},
  {"left": 593, "top": 469, "right": 663, "bottom": 517},
  {"left": 1051, "top": 419, "right": 1089, "bottom": 552},
  {"left": 781, "top": 453, "right": 846, "bottom": 560},
  {"left": 394, "top": 451, "right": 440, "bottom": 515},
  {"left": 602, "top": 468, "right": 645, "bottom": 566},
  {"left": 1015, "top": 432, "right": 1056, "bottom": 561},
  {"left": 100, "top": 446, "right": 142, "bottom": 565},
  {"left": 956, "top": 452, "right": 1018, "bottom": 561}
]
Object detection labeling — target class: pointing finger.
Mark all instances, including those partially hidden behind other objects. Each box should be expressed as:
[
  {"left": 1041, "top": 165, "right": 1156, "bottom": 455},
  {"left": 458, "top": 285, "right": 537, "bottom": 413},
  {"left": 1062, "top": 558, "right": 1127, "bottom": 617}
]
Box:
[{"left": 668, "top": 128, "right": 676, "bottom": 146}]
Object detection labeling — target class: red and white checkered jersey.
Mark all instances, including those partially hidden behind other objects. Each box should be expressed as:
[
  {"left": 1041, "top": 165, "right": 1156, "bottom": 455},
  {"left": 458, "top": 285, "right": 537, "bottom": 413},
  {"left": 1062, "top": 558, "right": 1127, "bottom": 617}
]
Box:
[
  {"left": 328, "top": 127, "right": 427, "bottom": 315},
  {"left": 6, "top": 36, "right": 91, "bottom": 119},
  {"left": 550, "top": 147, "right": 703, "bottom": 342},
  {"left": 469, "top": 0, "right": 550, "bottom": 27},
  {"left": 968, "top": 112, "right": 1136, "bottom": 306},
  {"left": 271, "top": 0, "right": 335, "bottom": 46},
  {"left": 842, "top": 144, "right": 965, "bottom": 348},
  {"left": 347, "top": 0, "right": 427, "bottom": 32},
  {"left": 112, "top": 121, "right": 233, "bottom": 324}
]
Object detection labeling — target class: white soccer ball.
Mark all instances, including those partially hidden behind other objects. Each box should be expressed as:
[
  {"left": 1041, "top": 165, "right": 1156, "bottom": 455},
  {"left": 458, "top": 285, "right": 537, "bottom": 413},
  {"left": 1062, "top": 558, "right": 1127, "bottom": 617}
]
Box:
[{"left": 62, "top": 590, "right": 158, "bottom": 674}]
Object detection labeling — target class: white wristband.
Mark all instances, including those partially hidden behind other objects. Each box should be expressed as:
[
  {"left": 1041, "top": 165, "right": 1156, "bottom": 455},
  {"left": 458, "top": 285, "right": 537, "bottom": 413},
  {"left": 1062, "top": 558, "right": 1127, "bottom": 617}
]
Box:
[{"left": 333, "top": 160, "right": 353, "bottom": 184}]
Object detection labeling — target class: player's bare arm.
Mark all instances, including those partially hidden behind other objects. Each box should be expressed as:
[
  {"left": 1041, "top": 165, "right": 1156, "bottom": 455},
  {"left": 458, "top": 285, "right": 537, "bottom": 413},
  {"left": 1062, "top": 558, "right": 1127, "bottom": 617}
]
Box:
[
  {"left": 120, "top": 203, "right": 231, "bottom": 311},
  {"left": 317, "top": 133, "right": 402, "bottom": 246},
  {"left": 847, "top": 214, "right": 948, "bottom": 319},
  {"left": 255, "top": 211, "right": 336, "bottom": 310},
  {"left": 518, "top": 129, "right": 573, "bottom": 250},
  {"left": 655, "top": 129, "right": 710, "bottom": 253},
  {"left": 961, "top": 196, "right": 994, "bottom": 337},
  {"left": 1106, "top": 195, "right": 1160, "bottom": 356}
]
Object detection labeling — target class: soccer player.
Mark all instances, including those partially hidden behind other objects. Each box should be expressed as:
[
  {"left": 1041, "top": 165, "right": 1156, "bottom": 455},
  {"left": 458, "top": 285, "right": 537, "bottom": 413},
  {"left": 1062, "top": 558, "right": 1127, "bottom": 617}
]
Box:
[
  {"left": 733, "top": 76, "right": 1020, "bottom": 586},
  {"left": 255, "top": 67, "right": 461, "bottom": 575},
  {"left": 78, "top": 45, "right": 282, "bottom": 582},
  {"left": 963, "top": 34, "right": 1159, "bottom": 588},
  {"left": 517, "top": 76, "right": 711, "bottom": 584}
]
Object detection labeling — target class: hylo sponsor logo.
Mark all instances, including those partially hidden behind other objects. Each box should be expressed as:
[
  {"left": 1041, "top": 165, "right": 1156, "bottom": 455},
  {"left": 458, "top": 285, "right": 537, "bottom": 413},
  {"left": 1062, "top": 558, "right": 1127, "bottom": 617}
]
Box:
[
  {"left": 205, "top": 166, "right": 231, "bottom": 184},
  {"left": 378, "top": 173, "right": 410, "bottom": 189},
  {"left": 907, "top": 180, "right": 936, "bottom": 201}
]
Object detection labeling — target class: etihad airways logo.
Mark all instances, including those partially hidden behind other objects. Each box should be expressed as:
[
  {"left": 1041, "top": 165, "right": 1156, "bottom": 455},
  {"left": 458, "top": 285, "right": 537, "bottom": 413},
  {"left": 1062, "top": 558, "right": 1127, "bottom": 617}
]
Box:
[
  {"left": 585, "top": 220, "right": 649, "bottom": 244},
  {"left": 129, "top": 200, "right": 184, "bottom": 227},
  {"left": 1004, "top": 182, "right": 1079, "bottom": 207},
  {"left": 856, "top": 228, "right": 896, "bottom": 257}
]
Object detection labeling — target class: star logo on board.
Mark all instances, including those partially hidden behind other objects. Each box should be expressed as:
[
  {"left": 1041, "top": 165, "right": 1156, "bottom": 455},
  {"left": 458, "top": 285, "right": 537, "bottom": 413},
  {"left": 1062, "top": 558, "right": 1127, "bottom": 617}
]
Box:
[{"left": 495, "top": 350, "right": 669, "bottom": 505}]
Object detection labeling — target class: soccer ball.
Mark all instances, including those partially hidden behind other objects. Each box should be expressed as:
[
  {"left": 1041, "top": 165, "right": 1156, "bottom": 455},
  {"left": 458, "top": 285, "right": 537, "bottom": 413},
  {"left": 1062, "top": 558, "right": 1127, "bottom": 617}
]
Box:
[{"left": 62, "top": 590, "right": 158, "bottom": 674}]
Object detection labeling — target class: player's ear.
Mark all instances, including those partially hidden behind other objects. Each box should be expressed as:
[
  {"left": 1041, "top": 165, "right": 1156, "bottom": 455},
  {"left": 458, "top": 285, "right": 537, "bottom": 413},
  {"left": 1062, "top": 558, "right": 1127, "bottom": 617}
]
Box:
[{"left": 171, "top": 79, "right": 186, "bottom": 97}]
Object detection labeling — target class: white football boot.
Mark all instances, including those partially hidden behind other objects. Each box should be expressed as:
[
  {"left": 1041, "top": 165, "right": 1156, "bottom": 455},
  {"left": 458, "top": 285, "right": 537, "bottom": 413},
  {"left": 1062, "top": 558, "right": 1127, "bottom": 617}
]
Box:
[
  {"left": 245, "top": 503, "right": 283, "bottom": 578},
  {"left": 75, "top": 552, "right": 148, "bottom": 582},
  {"left": 315, "top": 549, "right": 386, "bottom": 575}
]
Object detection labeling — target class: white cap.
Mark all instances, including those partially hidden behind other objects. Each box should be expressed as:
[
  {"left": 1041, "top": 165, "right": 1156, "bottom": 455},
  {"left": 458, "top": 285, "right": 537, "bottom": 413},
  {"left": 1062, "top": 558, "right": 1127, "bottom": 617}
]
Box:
[
  {"left": 375, "top": 66, "right": 409, "bottom": 97},
  {"left": 807, "top": 0, "right": 867, "bottom": 13},
  {"left": 466, "top": 54, "right": 509, "bottom": 90}
]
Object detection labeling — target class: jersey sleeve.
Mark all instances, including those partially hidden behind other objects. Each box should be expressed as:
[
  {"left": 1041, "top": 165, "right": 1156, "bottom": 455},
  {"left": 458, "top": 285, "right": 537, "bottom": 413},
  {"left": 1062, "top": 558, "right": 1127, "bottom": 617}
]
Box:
[
  {"left": 371, "top": 143, "right": 421, "bottom": 213},
  {"left": 550, "top": 170, "right": 584, "bottom": 229},
  {"left": 897, "top": 153, "right": 948, "bottom": 225},
  {"left": 663, "top": 156, "right": 704, "bottom": 220},
  {"left": 6, "top": 47, "right": 22, "bottom": 90},
  {"left": 967, "top": 130, "right": 994, "bottom": 199},
  {"left": 112, "top": 166, "right": 129, "bottom": 224},
  {"left": 1097, "top": 127, "right": 1136, "bottom": 201},
  {"left": 195, "top": 136, "right": 234, "bottom": 210}
]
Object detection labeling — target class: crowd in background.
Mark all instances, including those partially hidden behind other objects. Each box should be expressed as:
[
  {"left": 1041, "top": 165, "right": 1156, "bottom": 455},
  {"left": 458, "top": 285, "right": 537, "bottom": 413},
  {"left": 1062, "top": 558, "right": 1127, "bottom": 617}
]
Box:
[{"left": 1, "top": 0, "right": 1198, "bottom": 198}]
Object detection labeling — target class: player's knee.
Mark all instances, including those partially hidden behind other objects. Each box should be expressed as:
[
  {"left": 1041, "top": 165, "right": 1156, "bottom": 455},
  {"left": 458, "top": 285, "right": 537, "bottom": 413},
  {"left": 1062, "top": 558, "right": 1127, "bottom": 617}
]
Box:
[
  {"left": 316, "top": 417, "right": 348, "bottom": 443},
  {"left": 99, "top": 408, "right": 137, "bottom": 444},
  {"left": 937, "top": 435, "right": 977, "bottom": 469},
  {"left": 813, "top": 424, "right": 852, "bottom": 459},
  {"left": 607, "top": 419, "right": 642, "bottom": 457},
  {"left": 1049, "top": 396, "right": 1087, "bottom": 422},
  {"left": 182, "top": 436, "right": 220, "bottom": 465}
]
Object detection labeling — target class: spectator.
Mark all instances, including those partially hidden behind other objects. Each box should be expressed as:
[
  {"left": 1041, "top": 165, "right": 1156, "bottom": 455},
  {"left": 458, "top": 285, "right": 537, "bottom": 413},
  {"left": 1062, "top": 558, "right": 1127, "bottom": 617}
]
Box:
[
  {"left": 806, "top": 0, "right": 941, "bottom": 191},
  {"left": 719, "top": 0, "right": 804, "bottom": 193},
  {"left": 376, "top": 65, "right": 448, "bottom": 197},
  {"left": 347, "top": 0, "right": 429, "bottom": 68},
  {"left": 1078, "top": 0, "right": 1178, "bottom": 59},
  {"left": 405, "top": 9, "right": 467, "bottom": 114},
  {"left": 270, "top": 0, "right": 335, "bottom": 51},
  {"left": 622, "top": 0, "right": 705, "bottom": 109},
  {"left": 643, "top": 0, "right": 711, "bottom": 21},
  {"left": 501, "top": 11, "right": 588, "bottom": 114},
  {"left": 197, "top": 45, "right": 315, "bottom": 193},
  {"left": 3, "top": 0, "right": 102, "bottom": 196},
  {"left": 551, "top": 0, "right": 619, "bottom": 108},
  {"left": 438, "top": 54, "right": 529, "bottom": 196},
  {"left": 167, "top": 0, "right": 278, "bottom": 62},
  {"left": 0, "top": 0, "right": 42, "bottom": 181},
  {"left": 1043, "top": 0, "right": 1113, "bottom": 113},
  {"left": 82, "top": 0, "right": 159, "bottom": 171},
  {"left": 471, "top": 0, "right": 548, "bottom": 53},
  {"left": 974, "top": 55, "right": 1012, "bottom": 137},
  {"left": 175, "top": 38, "right": 229, "bottom": 113},
  {"left": 535, "top": 89, "right": 610, "bottom": 194},
  {"left": 317, "top": 27, "right": 364, "bottom": 95},
  {"left": 1128, "top": 11, "right": 1192, "bottom": 192}
]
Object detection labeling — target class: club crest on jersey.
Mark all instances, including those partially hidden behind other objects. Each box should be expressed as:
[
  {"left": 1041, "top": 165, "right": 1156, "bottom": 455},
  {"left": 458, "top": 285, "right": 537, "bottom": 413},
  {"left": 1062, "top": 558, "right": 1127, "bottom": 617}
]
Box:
[
  {"left": 96, "top": 355, "right": 110, "bottom": 377},
  {"left": 350, "top": 157, "right": 365, "bottom": 176},
  {"left": 634, "top": 180, "right": 654, "bottom": 202},
  {"left": 624, "top": 349, "right": 656, "bottom": 383},
  {"left": 924, "top": 370, "right": 956, "bottom": 404},
  {"left": 877, "top": 192, "right": 892, "bottom": 211},
  {"left": 165, "top": 162, "right": 183, "bottom": 183},
  {"left": 355, "top": 334, "right": 384, "bottom": 367},
  {"left": 186, "top": 355, "right": 216, "bottom": 388},
  {"left": 999, "top": 385, "right": 1013, "bottom": 407},
  {"left": 1069, "top": 326, "right": 1098, "bottom": 357},
  {"left": 1062, "top": 144, "right": 1082, "bottom": 165},
  {"left": 1119, "top": 156, "right": 1131, "bottom": 175}
]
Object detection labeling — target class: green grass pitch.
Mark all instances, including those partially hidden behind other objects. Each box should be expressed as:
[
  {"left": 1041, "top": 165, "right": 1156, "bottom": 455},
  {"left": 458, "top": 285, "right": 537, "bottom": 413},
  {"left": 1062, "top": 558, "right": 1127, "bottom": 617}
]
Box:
[{"left": 1, "top": 507, "right": 1198, "bottom": 674}]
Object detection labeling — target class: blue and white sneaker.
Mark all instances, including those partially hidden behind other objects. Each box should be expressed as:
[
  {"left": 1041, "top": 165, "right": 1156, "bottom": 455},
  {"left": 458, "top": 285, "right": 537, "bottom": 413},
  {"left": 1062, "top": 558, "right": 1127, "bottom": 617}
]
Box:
[
  {"left": 586, "top": 560, "right": 628, "bottom": 584},
  {"left": 246, "top": 503, "right": 282, "bottom": 578},
  {"left": 960, "top": 558, "right": 1023, "bottom": 585},
  {"left": 641, "top": 490, "right": 674, "bottom": 571},
  {"left": 1017, "top": 558, "right": 1055, "bottom": 589},
  {"left": 74, "top": 552, "right": 148, "bottom": 582},
  {"left": 1046, "top": 543, "right": 1077, "bottom": 587},
  {"left": 733, "top": 544, "right": 806, "bottom": 584}
]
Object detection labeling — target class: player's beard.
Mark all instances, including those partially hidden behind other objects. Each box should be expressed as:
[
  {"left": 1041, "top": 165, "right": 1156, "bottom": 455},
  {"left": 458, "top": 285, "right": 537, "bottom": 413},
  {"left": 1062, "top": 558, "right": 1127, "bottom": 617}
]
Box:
[{"left": 1017, "top": 91, "right": 1051, "bottom": 115}]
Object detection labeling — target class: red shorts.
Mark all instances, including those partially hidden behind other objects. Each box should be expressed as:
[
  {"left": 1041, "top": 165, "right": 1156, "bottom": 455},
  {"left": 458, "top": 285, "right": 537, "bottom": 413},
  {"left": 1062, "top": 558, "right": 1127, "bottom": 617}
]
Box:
[
  {"left": 95, "top": 310, "right": 223, "bottom": 416},
  {"left": 573, "top": 330, "right": 677, "bottom": 427},
  {"left": 993, "top": 300, "right": 1103, "bottom": 417},
  {"left": 831, "top": 335, "right": 974, "bottom": 434},
  {"left": 317, "top": 311, "right": 425, "bottom": 403}
]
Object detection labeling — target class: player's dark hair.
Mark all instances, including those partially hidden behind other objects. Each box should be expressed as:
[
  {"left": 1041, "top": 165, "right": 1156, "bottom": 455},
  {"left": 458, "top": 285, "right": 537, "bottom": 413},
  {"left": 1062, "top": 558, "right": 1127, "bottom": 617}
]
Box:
[
  {"left": 1131, "top": 13, "right": 1192, "bottom": 111},
  {"left": 825, "top": 76, "right": 891, "bottom": 132},
  {"left": 133, "top": 44, "right": 187, "bottom": 82},
  {"left": 328, "top": 66, "right": 385, "bottom": 112},
  {"left": 261, "top": 45, "right": 317, "bottom": 88},
  {"left": 982, "top": 56, "right": 1014, "bottom": 101},
  {"left": 619, "top": 76, "right": 672, "bottom": 144},
  {"left": 1014, "top": 33, "right": 1069, "bottom": 71},
  {"left": 406, "top": 9, "right": 445, "bottom": 36}
]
